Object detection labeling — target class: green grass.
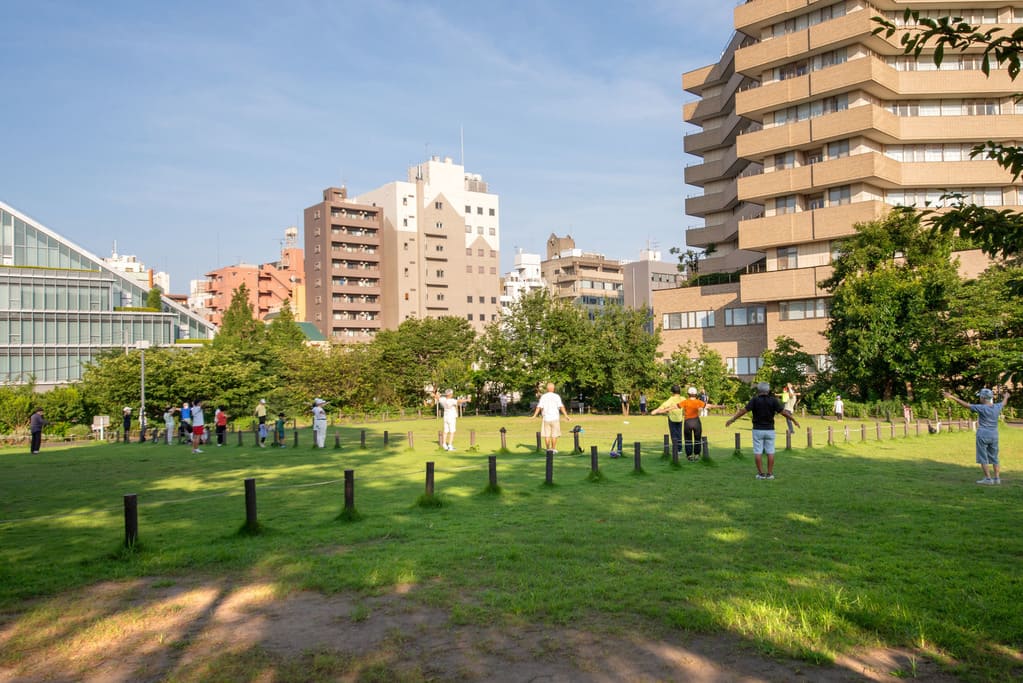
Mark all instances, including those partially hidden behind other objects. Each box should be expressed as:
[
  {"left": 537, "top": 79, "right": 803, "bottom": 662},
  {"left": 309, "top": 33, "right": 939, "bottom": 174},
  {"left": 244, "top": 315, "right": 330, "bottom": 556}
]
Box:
[{"left": 1, "top": 414, "right": 1021, "bottom": 680}]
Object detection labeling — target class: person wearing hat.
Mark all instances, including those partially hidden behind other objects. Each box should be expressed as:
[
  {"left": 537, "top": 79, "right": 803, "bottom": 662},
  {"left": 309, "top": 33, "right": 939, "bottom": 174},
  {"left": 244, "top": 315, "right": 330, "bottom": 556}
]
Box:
[
  {"left": 190, "top": 400, "right": 206, "bottom": 453},
  {"left": 255, "top": 399, "right": 268, "bottom": 448},
  {"left": 833, "top": 395, "right": 844, "bottom": 421},
  {"left": 676, "top": 387, "right": 722, "bottom": 461},
  {"left": 122, "top": 406, "right": 132, "bottom": 443},
  {"left": 29, "top": 407, "right": 48, "bottom": 454},
  {"left": 434, "top": 388, "right": 469, "bottom": 451},
  {"left": 943, "top": 386, "right": 1011, "bottom": 485},
  {"left": 651, "top": 385, "right": 686, "bottom": 457},
  {"left": 725, "top": 382, "right": 800, "bottom": 480},
  {"left": 311, "top": 398, "right": 328, "bottom": 448}
]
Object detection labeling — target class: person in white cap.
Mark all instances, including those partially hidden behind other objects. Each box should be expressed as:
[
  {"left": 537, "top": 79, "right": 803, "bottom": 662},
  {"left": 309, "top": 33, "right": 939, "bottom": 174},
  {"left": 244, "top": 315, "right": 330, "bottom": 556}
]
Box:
[
  {"left": 434, "top": 388, "right": 468, "bottom": 451},
  {"left": 943, "top": 386, "right": 1011, "bottom": 485},
  {"left": 122, "top": 407, "right": 132, "bottom": 443},
  {"left": 255, "top": 398, "right": 268, "bottom": 447},
  {"left": 311, "top": 398, "right": 328, "bottom": 448}
]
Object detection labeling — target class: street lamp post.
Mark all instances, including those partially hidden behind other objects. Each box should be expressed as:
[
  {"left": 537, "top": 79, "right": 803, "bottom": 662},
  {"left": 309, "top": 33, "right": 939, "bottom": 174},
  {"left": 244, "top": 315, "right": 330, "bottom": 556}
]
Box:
[{"left": 137, "top": 340, "right": 151, "bottom": 442}]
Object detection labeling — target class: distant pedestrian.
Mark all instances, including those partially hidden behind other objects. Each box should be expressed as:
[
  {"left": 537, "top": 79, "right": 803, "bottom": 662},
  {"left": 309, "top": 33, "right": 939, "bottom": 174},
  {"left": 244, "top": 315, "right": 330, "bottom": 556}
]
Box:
[
  {"left": 620, "top": 392, "right": 630, "bottom": 416},
  {"left": 274, "top": 412, "right": 287, "bottom": 448},
  {"left": 532, "top": 383, "right": 568, "bottom": 453},
  {"left": 30, "top": 408, "right": 48, "bottom": 454},
  {"left": 122, "top": 407, "right": 132, "bottom": 443},
  {"left": 312, "top": 398, "right": 328, "bottom": 448},
  {"left": 943, "top": 387, "right": 1011, "bottom": 485},
  {"left": 499, "top": 393, "right": 509, "bottom": 416},
  {"left": 255, "top": 399, "right": 268, "bottom": 448},
  {"left": 782, "top": 383, "right": 798, "bottom": 434},
  {"left": 434, "top": 389, "right": 468, "bottom": 451},
  {"left": 651, "top": 385, "right": 685, "bottom": 457},
  {"left": 724, "top": 382, "right": 800, "bottom": 480},
  {"left": 179, "top": 402, "right": 192, "bottom": 443},
  {"left": 163, "top": 406, "right": 175, "bottom": 444},
  {"left": 699, "top": 389, "right": 709, "bottom": 417},
  {"left": 190, "top": 400, "right": 205, "bottom": 453},
  {"left": 833, "top": 395, "right": 844, "bottom": 421},
  {"left": 215, "top": 406, "right": 228, "bottom": 446},
  {"left": 639, "top": 393, "right": 647, "bottom": 415},
  {"left": 902, "top": 403, "right": 912, "bottom": 424}
]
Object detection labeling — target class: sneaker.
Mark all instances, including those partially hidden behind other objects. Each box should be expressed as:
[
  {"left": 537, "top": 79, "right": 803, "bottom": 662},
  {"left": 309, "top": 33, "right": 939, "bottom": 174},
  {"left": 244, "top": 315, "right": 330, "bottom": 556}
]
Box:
[
  {"left": 976, "top": 477, "right": 993, "bottom": 485},
  {"left": 192, "top": 449, "right": 203, "bottom": 454},
  {"left": 993, "top": 477, "right": 1001, "bottom": 485},
  {"left": 551, "top": 450, "right": 558, "bottom": 455},
  {"left": 756, "top": 473, "right": 767, "bottom": 480},
  {"left": 448, "top": 446, "right": 456, "bottom": 451},
  {"left": 765, "top": 474, "right": 775, "bottom": 480}
]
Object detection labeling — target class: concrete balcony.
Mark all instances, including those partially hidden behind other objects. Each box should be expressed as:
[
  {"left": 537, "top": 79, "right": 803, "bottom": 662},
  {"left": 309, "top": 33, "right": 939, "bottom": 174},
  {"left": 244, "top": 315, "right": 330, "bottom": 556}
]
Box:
[
  {"left": 734, "top": 0, "right": 814, "bottom": 36},
  {"left": 740, "top": 265, "right": 833, "bottom": 303},
  {"left": 686, "top": 72, "right": 744, "bottom": 125},
  {"left": 683, "top": 65, "right": 715, "bottom": 94},
  {"left": 739, "top": 200, "right": 885, "bottom": 250},
  {"left": 685, "top": 111, "right": 752, "bottom": 154},
  {"left": 739, "top": 165, "right": 812, "bottom": 202},
  {"left": 809, "top": 152, "right": 901, "bottom": 189},
  {"left": 686, "top": 184, "right": 740, "bottom": 217},
  {"left": 684, "top": 148, "right": 750, "bottom": 186},
  {"left": 899, "top": 160, "right": 1012, "bottom": 187},
  {"left": 736, "top": 76, "right": 811, "bottom": 119},
  {"left": 697, "top": 249, "right": 765, "bottom": 275}
]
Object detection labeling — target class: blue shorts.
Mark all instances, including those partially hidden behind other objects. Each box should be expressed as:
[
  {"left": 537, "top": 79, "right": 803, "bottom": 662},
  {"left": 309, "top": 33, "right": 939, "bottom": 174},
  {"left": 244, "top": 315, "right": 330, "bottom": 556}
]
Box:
[
  {"left": 752, "top": 429, "right": 776, "bottom": 455},
  {"left": 975, "top": 429, "right": 999, "bottom": 465}
]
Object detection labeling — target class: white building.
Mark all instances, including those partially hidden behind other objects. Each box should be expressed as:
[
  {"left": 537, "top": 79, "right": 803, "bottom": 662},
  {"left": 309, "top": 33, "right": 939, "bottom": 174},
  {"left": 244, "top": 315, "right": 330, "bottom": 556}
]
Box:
[
  {"left": 356, "top": 156, "right": 501, "bottom": 331},
  {"left": 500, "top": 249, "right": 545, "bottom": 313},
  {"left": 101, "top": 243, "right": 171, "bottom": 294}
]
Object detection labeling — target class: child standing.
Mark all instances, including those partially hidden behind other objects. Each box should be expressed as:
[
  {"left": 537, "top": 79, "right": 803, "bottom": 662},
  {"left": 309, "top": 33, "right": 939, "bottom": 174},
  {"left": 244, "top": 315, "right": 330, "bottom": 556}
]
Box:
[{"left": 275, "top": 412, "right": 287, "bottom": 448}]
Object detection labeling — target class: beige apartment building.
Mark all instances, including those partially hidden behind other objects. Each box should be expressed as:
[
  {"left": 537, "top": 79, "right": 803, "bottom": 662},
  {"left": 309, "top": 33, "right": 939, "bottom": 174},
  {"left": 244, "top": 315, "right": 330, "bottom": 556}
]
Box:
[
  {"left": 659, "top": 0, "right": 1022, "bottom": 376},
  {"left": 304, "top": 188, "right": 383, "bottom": 341},
  {"left": 542, "top": 234, "right": 623, "bottom": 317}
]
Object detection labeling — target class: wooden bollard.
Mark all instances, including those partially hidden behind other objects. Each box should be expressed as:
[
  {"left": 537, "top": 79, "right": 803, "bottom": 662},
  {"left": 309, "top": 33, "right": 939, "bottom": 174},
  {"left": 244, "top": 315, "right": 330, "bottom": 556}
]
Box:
[
  {"left": 438, "top": 431, "right": 444, "bottom": 448},
  {"left": 407, "top": 431, "right": 414, "bottom": 448},
  {"left": 384, "top": 430, "right": 389, "bottom": 446},
  {"left": 903, "top": 421, "right": 908, "bottom": 437},
  {"left": 344, "top": 469, "right": 355, "bottom": 512},
  {"left": 123, "top": 494, "right": 138, "bottom": 547},
  {"left": 293, "top": 430, "right": 298, "bottom": 447},
  {"left": 425, "top": 462, "right": 435, "bottom": 496},
  {"left": 861, "top": 424, "right": 867, "bottom": 442},
  {"left": 617, "top": 434, "right": 623, "bottom": 455},
  {"left": 633, "top": 441, "right": 642, "bottom": 472},
  {"left": 875, "top": 423, "right": 882, "bottom": 441},
  {"left": 701, "top": 436, "right": 709, "bottom": 459},
  {"left": 844, "top": 426, "right": 849, "bottom": 442},
  {"left": 244, "top": 478, "right": 257, "bottom": 530},
  {"left": 360, "top": 430, "right": 366, "bottom": 448},
  {"left": 672, "top": 440, "right": 680, "bottom": 465},
  {"left": 536, "top": 432, "right": 542, "bottom": 452},
  {"left": 890, "top": 423, "right": 895, "bottom": 439},
  {"left": 916, "top": 421, "right": 921, "bottom": 436},
  {"left": 734, "top": 432, "right": 741, "bottom": 452},
  {"left": 470, "top": 430, "right": 476, "bottom": 448},
  {"left": 785, "top": 430, "right": 792, "bottom": 451},
  {"left": 237, "top": 430, "right": 243, "bottom": 446},
  {"left": 827, "top": 426, "right": 833, "bottom": 446},
  {"left": 663, "top": 434, "right": 670, "bottom": 456},
  {"left": 545, "top": 452, "right": 554, "bottom": 484},
  {"left": 590, "top": 445, "right": 599, "bottom": 474},
  {"left": 573, "top": 428, "right": 581, "bottom": 453},
  {"left": 335, "top": 433, "right": 341, "bottom": 449},
  {"left": 254, "top": 428, "right": 260, "bottom": 446},
  {"left": 500, "top": 427, "right": 507, "bottom": 450},
  {"left": 807, "top": 427, "right": 813, "bottom": 449},
  {"left": 488, "top": 455, "right": 497, "bottom": 488}
]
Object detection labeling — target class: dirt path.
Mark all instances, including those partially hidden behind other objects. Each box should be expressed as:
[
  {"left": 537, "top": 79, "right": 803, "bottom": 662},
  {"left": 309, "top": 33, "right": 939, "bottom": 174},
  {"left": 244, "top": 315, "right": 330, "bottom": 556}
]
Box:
[{"left": 0, "top": 577, "right": 962, "bottom": 682}]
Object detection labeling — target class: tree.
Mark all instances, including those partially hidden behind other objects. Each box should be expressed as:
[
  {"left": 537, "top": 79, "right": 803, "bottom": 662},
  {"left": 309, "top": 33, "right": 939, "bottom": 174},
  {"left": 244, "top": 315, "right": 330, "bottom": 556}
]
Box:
[
  {"left": 590, "top": 305, "right": 661, "bottom": 400},
  {"left": 146, "top": 285, "right": 163, "bottom": 310},
  {"left": 821, "top": 210, "right": 961, "bottom": 401},
  {"left": 661, "top": 342, "right": 742, "bottom": 405},
  {"left": 266, "top": 300, "right": 306, "bottom": 350},
  {"left": 214, "top": 283, "right": 264, "bottom": 349},
  {"left": 754, "top": 336, "right": 817, "bottom": 390},
  {"left": 873, "top": 11, "right": 1023, "bottom": 260},
  {"left": 370, "top": 317, "right": 476, "bottom": 407},
  {"left": 945, "top": 265, "right": 1023, "bottom": 387}
]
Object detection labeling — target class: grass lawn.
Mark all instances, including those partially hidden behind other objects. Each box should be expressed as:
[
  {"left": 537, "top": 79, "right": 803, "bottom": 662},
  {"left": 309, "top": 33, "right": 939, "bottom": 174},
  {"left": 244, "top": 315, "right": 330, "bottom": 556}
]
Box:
[{"left": 1, "top": 413, "right": 1021, "bottom": 680}]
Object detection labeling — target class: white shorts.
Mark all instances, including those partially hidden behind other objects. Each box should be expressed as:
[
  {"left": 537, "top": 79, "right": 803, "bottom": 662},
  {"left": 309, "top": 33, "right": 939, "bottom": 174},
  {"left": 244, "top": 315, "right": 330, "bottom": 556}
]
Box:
[{"left": 443, "top": 416, "right": 457, "bottom": 433}]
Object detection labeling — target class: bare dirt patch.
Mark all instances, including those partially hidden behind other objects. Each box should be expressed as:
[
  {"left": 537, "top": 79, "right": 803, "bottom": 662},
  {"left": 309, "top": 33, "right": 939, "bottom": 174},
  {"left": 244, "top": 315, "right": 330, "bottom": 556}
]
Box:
[{"left": 0, "top": 576, "right": 963, "bottom": 682}]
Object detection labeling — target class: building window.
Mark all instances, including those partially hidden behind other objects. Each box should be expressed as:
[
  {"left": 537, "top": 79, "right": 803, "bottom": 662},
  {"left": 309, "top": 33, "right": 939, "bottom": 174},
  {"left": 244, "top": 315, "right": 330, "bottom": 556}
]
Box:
[
  {"left": 775, "top": 195, "right": 797, "bottom": 215},
  {"left": 774, "top": 151, "right": 795, "bottom": 170},
  {"left": 491, "top": 296, "right": 497, "bottom": 304},
  {"left": 435, "top": 201, "right": 443, "bottom": 210},
  {"left": 436, "top": 293, "right": 445, "bottom": 301},
  {"left": 662, "top": 310, "right": 715, "bottom": 330},
  {"left": 467, "top": 296, "right": 473, "bottom": 303},
  {"left": 488, "top": 227, "right": 496, "bottom": 236},
  {"left": 826, "top": 139, "right": 849, "bottom": 159},
  {"left": 490, "top": 250, "right": 496, "bottom": 258},
  {"left": 726, "top": 357, "right": 764, "bottom": 376},
  {"left": 777, "top": 246, "right": 798, "bottom": 270},
  {"left": 807, "top": 193, "right": 825, "bottom": 210},
  {"left": 436, "top": 269, "right": 444, "bottom": 278},
  {"left": 477, "top": 227, "right": 484, "bottom": 234},
  {"left": 805, "top": 148, "right": 823, "bottom": 165},
  {"left": 466, "top": 265, "right": 472, "bottom": 273},
  {"left": 435, "top": 245, "right": 444, "bottom": 252},
  {"left": 465, "top": 205, "right": 471, "bottom": 213},
  {"left": 478, "top": 266, "right": 485, "bottom": 274},
  {"left": 828, "top": 185, "right": 851, "bottom": 206},
  {"left": 467, "top": 314, "right": 473, "bottom": 321},
  {"left": 477, "top": 207, "right": 483, "bottom": 214},
  {"left": 490, "top": 267, "right": 497, "bottom": 274},
  {"left": 724, "top": 306, "right": 766, "bottom": 326},
  {"left": 466, "top": 248, "right": 472, "bottom": 256},
  {"left": 435, "top": 221, "right": 443, "bottom": 229},
  {"left": 477, "top": 248, "right": 485, "bottom": 256},
  {"left": 779, "top": 298, "right": 830, "bottom": 320},
  {"left": 489, "top": 208, "right": 495, "bottom": 216}
]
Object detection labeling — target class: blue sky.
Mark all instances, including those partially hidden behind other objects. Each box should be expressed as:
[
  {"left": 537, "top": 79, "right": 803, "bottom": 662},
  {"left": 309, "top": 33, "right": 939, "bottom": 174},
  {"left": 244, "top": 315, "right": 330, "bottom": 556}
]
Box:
[{"left": 1, "top": 1, "right": 734, "bottom": 291}]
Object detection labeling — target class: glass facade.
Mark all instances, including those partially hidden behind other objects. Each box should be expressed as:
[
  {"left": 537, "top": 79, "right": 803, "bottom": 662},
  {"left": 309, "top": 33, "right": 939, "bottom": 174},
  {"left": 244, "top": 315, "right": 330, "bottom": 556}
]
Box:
[{"left": 0, "top": 206, "right": 215, "bottom": 386}]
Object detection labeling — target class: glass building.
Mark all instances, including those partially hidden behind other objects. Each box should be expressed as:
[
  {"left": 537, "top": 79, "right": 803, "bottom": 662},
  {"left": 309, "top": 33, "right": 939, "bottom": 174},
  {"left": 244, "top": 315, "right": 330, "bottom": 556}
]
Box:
[{"left": 0, "top": 201, "right": 216, "bottom": 388}]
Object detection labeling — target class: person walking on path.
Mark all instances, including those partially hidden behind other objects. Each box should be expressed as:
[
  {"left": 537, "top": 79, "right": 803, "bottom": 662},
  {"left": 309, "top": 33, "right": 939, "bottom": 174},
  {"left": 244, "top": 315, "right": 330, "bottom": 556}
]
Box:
[
  {"left": 833, "top": 395, "right": 844, "bottom": 421},
  {"left": 215, "top": 406, "right": 228, "bottom": 447},
  {"left": 725, "top": 382, "right": 800, "bottom": 480},
  {"left": 190, "top": 400, "right": 205, "bottom": 454},
  {"left": 782, "top": 383, "right": 798, "bottom": 434},
  {"left": 312, "top": 398, "right": 328, "bottom": 448},
  {"left": 943, "top": 387, "right": 1011, "bottom": 485},
  {"left": 532, "top": 383, "right": 568, "bottom": 453},
  {"left": 255, "top": 399, "right": 268, "bottom": 448},
  {"left": 434, "top": 389, "right": 468, "bottom": 451},
  {"left": 651, "top": 385, "right": 686, "bottom": 457},
  {"left": 163, "top": 406, "right": 175, "bottom": 444},
  {"left": 30, "top": 408, "right": 48, "bottom": 454}
]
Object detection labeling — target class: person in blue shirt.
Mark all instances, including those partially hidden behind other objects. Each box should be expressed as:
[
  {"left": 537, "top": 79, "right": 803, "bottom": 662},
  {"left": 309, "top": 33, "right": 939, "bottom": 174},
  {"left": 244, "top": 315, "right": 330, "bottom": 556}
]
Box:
[{"left": 943, "top": 387, "right": 1012, "bottom": 485}]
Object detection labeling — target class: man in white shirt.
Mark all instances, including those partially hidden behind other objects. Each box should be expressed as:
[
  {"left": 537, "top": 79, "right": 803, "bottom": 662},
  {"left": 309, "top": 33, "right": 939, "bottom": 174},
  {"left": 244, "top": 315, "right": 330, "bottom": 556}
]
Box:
[
  {"left": 312, "top": 398, "right": 328, "bottom": 448},
  {"left": 532, "top": 383, "right": 568, "bottom": 453},
  {"left": 435, "top": 389, "right": 467, "bottom": 451},
  {"left": 190, "top": 400, "right": 205, "bottom": 454}
]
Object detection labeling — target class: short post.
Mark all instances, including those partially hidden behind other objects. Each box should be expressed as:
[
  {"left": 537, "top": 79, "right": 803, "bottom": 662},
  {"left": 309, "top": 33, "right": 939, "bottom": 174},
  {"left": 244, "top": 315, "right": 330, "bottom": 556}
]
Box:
[
  {"left": 633, "top": 441, "right": 642, "bottom": 472},
  {"left": 344, "top": 469, "right": 355, "bottom": 513},
  {"left": 488, "top": 455, "right": 497, "bottom": 488},
  {"left": 384, "top": 430, "right": 389, "bottom": 446},
  {"left": 573, "top": 427, "right": 581, "bottom": 453},
  {"left": 438, "top": 431, "right": 444, "bottom": 448},
  {"left": 890, "top": 423, "right": 896, "bottom": 439},
  {"left": 590, "top": 445, "right": 599, "bottom": 474},
  {"left": 123, "top": 494, "right": 138, "bottom": 547},
  {"left": 254, "top": 428, "right": 259, "bottom": 446},
  {"left": 903, "top": 421, "right": 908, "bottom": 437},
  {"left": 470, "top": 430, "right": 476, "bottom": 448},
  {"left": 844, "top": 425, "right": 849, "bottom": 442},
  {"left": 916, "top": 421, "right": 921, "bottom": 436},
  {"left": 335, "top": 433, "right": 341, "bottom": 449},
  {"left": 536, "top": 432, "right": 542, "bottom": 452},
  {"left": 827, "top": 426, "right": 833, "bottom": 446},
  {"left": 425, "top": 461, "right": 435, "bottom": 496},
  {"left": 293, "top": 430, "right": 299, "bottom": 447},
  {"left": 734, "top": 432, "right": 741, "bottom": 452},
  {"left": 861, "top": 424, "right": 867, "bottom": 442},
  {"left": 500, "top": 427, "right": 507, "bottom": 450},
  {"left": 244, "top": 478, "right": 257, "bottom": 530},
  {"left": 807, "top": 427, "right": 813, "bottom": 449},
  {"left": 875, "top": 422, "right": 882, "bottom": 441},
  {"left": 360, "top": 429, "right": 366, "bottom": 448},
  {"left": 407, "top": 431, "right": 414, "bottom": 449},
  {"left": 671, "top": 441, "right": 680, "bottom": 465},
  {"left": 785, "top": 430, "right": 792, "bottom": 451},
  {"left": 701, "top": 436, "right": 709, "bottom": 459},
  {"left": 237, "top": 430, "right": 243, "bottom": 446},
  {"left": 545, "top": 452, "right": 554, "bottom": 484},
  {"left": 663, "top": 434, "right": 669, "bottom": 456}
]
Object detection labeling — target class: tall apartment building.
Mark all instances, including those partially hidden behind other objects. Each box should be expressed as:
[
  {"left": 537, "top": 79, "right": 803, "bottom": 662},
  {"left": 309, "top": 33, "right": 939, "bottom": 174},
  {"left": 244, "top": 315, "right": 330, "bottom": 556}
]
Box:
[
  {"left": 658, "top": 0, "right": 1020, "bottom": 377},
  {"left": 541, "top": 234, "right": 624, "bottom": 317},
  {"left": 355, "top": 156, "right": 501, "bottom": 333},
  {"left": 304, "top": 188, "right": 383, "bottom": 341},
  {"left": 194, "top": 227, "right": 305, "bottom": 326}
]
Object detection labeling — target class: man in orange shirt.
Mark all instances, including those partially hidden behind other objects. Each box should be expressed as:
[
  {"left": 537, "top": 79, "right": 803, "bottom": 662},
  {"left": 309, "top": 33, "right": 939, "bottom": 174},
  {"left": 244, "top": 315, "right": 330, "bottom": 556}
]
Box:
[{"left": 678, "top": 387, "right": 719, "bottom": 461}]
